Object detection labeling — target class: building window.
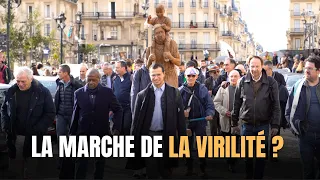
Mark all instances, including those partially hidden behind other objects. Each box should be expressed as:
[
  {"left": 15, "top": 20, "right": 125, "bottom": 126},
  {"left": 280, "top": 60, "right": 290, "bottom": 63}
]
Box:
[
  {"left": 178, "top": 0, "right": 184, "bottom": 7},
  {"left": 191, "top": 32, "right": 197, "bottom": 49},
  {"left": 45, "top": 5, "right": 50, "bottom": 18},
  {"left": 100, "top": 30, "right": 104, "bottom": 40},
  {"left": 204, "top": 32, "right": 210, "bottom": 48},
  {"left": 169, "top": 32, "right": 174, "bottom": 41},
  {"left": 203, "top": 0, "right": 208, "bottom": 7},
  {"left": 307, "top": 3, "right": 312, "bottom": 12},
  {"left": 167, "top": 13, "right": 172, "bottom": 21},
  {"left": 178, "top": 33, "right": 185, "bottom": 49},
  {"left": 294, "top": 19, "right": 300, "bottom": 30},
  {"left": 295, "top": 38, "right": 301, "bottom": 50},
  {"left": 204, "top": 13, "right": 208, "bottom": 27},
  {"left": 190, "top": 0, "right": 196, "bottom": 8},
  {"left": 44, "top": 24, "right": 50, "bottom": 36},
  {"left": 93, "top": 29, "right": 97, "bottom": 41},
  {"left": 293, "top": 3, "right": 300, "bottom": 15},
  {"left": 111, "top": 26, "right": 117, "bottom": 40},
  {"left": 28, "top": 5, "right": 33, "bottom": 18},
  {"left": 191, "top": 13, "right": 196, "bottom": 23},
  {"left": 93, "top": 2, "right": 98, "bottom": 16},
  {"left": 81, "top": 3, "right": 84, "bottom": 13}
]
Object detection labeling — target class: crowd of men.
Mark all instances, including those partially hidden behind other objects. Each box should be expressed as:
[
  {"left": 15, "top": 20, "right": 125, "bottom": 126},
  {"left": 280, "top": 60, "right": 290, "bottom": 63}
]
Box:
[{"left": 1, "top": 51, "right": 320, "bottom": 179}]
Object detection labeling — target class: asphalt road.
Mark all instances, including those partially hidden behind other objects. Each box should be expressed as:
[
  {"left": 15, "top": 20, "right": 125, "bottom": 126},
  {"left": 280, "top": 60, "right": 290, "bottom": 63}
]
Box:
[{"left": 0, "top": 129, "right": 302, "bottom": 179}]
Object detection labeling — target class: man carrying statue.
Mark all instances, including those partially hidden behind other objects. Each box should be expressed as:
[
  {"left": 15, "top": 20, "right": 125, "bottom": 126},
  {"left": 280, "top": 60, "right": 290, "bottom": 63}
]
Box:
[{"left": 146, "top": 4, "right": 181, "bottom": 88}]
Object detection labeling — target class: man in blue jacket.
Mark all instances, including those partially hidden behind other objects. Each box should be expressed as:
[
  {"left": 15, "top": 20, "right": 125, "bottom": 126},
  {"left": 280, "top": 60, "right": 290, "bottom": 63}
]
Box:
[
  {"left": 179, "top": 67, "right": 215, "bottom": 178},
  {"left": 286, "top": 55, "right": 320, "bottom": 179},
  {"left": 113, "top": 60, "right": 132, "bottom": 135},
  {"left": 70, "top": 68, "right": 123, "bottom": 179}
]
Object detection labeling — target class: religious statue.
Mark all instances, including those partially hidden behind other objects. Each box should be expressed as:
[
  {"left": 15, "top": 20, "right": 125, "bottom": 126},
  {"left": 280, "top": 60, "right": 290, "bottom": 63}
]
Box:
[{"left": 146, "top": 4, "right": 181, "bottom": 88}]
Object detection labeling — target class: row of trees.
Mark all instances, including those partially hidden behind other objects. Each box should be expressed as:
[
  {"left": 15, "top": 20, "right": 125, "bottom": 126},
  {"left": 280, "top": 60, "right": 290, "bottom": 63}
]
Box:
[{"left": 0, "top": 7, "right": 97, "bottom": 67}]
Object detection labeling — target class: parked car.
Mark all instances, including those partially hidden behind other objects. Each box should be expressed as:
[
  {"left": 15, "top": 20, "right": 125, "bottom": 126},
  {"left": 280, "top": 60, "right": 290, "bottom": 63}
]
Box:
[{"left": 284, "top": 73, "right": 304, "bottom": 94}]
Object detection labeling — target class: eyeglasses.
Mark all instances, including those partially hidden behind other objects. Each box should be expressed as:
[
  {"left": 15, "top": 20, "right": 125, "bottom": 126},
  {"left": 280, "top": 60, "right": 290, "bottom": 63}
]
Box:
[
  {"left": 210, "top": 70, "right": 220, "bottom": 74},
  {"left": 305, "top": 67, "right": 318, "bottom": 71},
  {"left": 187, "top": 75, "right": 196, "bottom": 77}
]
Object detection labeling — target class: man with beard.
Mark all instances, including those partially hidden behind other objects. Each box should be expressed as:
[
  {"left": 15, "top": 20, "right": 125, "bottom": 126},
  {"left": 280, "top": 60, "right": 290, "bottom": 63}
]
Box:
[{"left": 146, "top": 24, "right": 181, "bottom": 88}]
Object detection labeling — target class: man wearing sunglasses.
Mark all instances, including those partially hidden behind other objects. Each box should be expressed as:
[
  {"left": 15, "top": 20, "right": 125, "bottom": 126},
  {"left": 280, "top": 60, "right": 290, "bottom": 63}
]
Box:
[{"left": 179, "top": 67, "right": 215, "bottom": 178}]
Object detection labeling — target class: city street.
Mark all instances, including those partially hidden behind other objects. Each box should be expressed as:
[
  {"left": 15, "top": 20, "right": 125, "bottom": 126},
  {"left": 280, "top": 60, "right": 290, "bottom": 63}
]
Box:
[{"left": 0, "top": 129, "right": 302, "bottom": 179}]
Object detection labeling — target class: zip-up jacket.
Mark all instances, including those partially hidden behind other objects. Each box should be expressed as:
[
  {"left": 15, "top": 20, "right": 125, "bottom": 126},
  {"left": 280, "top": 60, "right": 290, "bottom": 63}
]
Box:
[{"left": 232, "top": 69, "right": 281, "bottom": 128}]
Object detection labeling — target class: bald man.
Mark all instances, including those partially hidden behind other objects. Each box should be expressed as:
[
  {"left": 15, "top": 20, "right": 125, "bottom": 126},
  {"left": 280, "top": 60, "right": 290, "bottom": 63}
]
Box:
[
  {"left": 70, "top": 68, "right": 123, "bottom": 179},
  {"left": 213, "top": 70, "right": 241, "bottom": 172},
  {"left": 75, "top": 64, "right": 88, "bottom": 86}
]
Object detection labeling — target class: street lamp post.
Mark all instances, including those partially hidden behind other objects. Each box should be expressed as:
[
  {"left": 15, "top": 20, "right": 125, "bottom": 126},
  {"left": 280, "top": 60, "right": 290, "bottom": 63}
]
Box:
[
  {"left": 76, "top": 12, "right": 82, "bottom": 64},
  {"left": 54, "top": 13, "right": 66, "bottom": 65},
  {"left": 141, "top": 1, "right": 149, "bottom": 48},
  {"left": 301, "top": 10, "right": 317, "bottom": 56}
]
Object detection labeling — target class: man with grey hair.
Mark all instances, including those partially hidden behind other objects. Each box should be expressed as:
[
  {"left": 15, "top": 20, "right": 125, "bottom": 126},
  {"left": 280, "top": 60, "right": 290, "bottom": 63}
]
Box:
[
  {"left": 1, "top": 66, "right": 55, "bottom": 178},
  {"left": 70, "top": 68, "right": 123, "bottom": 179},
  {"left": 101, "top": 62, "right": 116, "bottom": 88}
]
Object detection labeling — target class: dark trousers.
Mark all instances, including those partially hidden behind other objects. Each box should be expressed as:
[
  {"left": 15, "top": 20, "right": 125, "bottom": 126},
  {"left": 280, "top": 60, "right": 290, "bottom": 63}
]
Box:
[
  {"left": 210, "top": 110, "right": 220, "bottom": 136},
  {"left": 221, "top": 131, "right": 239, "bottom": 167},
  {"left": 121, "top": 106, "right": 132, "bottom": 135},
  {"left": 241, "top": 124, "right": 269, "bottom": 179},
  {"left": 74, "top": 157, "right": 106, "bottom": 179},
  {"left": 186, "top": 121, "right": 207, "bottom": 171},
  {"left": 299, "top": 131, "right": 320, "bottom": 179},
  {"left": 145, "top": 130, "right": 171, "bottom": 179}
]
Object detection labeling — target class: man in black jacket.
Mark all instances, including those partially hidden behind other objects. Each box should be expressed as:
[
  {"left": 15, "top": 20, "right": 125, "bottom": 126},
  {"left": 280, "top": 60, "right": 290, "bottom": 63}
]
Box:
[
  {"left": 70, "top": 68, "right": 123, "bottom": 179},
  {"left": 1, "top": 67, "right": 55, "bottom": 178},
  {"left": 263, "top": 60, "right": 288, "bottom": 162},
  {"left": 232, "top": 56, "right": 281, "bottom": 179},
  {"left": 55, "top": 64, "right": 82, "bottom": 138},
  {"left": 126, "top": 63, "right": 186, "bottom": 179}
]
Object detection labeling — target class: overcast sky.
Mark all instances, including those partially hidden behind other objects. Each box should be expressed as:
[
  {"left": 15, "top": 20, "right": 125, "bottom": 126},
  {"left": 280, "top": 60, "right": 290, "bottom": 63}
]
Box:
[{"left": 240, "top": 0, "right": 290, "bottom": 52}]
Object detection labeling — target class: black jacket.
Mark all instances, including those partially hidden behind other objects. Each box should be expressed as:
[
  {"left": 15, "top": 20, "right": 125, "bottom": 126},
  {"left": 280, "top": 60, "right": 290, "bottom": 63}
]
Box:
[
  {"left": 54, "top": 76, "right": 82, "bottom": 115},
  {"left": 126, "top": 83, "right": 186, "bottom": 170},
  {"left": 232, "top": 70, "right": 281, "bottom": 128},
  {"left": 69, "top": 84, "right": 123, "bottom": 136},
  {"left": 272, "top": 71, "right": 286, "bottom": 87},
  {"left": 1, "top": 80, "right": 56, "bottom": 135},
  {"left": 75, "top": 76, "right": 86, "bottom": 87},
  {"left": 213, "top": 72, "right": 228, "bottom": 96}
]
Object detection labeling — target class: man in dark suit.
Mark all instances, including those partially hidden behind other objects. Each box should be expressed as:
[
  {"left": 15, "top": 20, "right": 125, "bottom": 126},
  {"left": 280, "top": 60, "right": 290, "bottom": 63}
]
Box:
[
  {"left": 75, "top": 64, "right": 88, "bottom": 86},
  {"left": 126, "top": 63, "right": 186, "bottom": 179},
  {"left": 69, "top": 68, "right": 123, "bottom": 179}
]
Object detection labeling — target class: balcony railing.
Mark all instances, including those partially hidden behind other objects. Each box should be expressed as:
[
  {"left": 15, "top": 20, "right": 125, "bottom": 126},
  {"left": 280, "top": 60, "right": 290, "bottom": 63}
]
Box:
[
  {"left": 168, "top": 2, "right": 172, "bottom": 8},
  {"left": 190, "top": 2, "right": 196, "bottom": 8},
  {"left": 178, "top": 43, "right": 220, "bottom": 50},
  {"left": 82, "top": 12, "right": 135, "bottom": 19},
  {"left": 291, "top": 10, "right": 301, "bottom": 16},
  {"left": 172, "top": 22, "right": 218, "bottom": 28},
  {"left": 221, "top": 31, "right": 234, "bottom": 36},
  {"left": 203, "top": 2, "right": 208, "bottom": 7},
  {"left": 178, "top": 2, "right": 184, "bottom": 7},
  {"left": 288, "top": 28, "right": 304, "bottom": 34}
]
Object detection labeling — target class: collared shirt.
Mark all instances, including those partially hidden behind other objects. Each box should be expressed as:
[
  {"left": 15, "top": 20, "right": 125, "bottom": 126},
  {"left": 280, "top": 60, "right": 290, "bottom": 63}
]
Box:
[
  {"left": 150, "top": 83, "right": 165, "bottom": 131},
  {"left": 106, "top": 76, "right": 112, "bottom": 88},
  {"left": 251, "top": 73, "right": 262, "bottom": 82},
  {"left": 120, "top": 76, "right": 124, "bottom": 82},
  {"left": 201, "top": 69, "right": 206, "bottom": 78}
]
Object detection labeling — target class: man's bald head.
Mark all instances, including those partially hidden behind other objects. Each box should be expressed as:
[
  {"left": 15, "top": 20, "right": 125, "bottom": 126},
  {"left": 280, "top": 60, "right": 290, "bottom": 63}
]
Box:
[
  {"left": 86, "top": 68, "right": 101, "bottom": 79},
  {"left": 229, "top": 70, "right": 241, "bottom": 86}
]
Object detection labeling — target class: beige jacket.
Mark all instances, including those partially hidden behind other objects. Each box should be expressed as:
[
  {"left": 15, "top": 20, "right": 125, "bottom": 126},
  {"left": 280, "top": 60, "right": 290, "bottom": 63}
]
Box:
[{"left": 213, "top": 86, "right": 240, "bottom": 133}]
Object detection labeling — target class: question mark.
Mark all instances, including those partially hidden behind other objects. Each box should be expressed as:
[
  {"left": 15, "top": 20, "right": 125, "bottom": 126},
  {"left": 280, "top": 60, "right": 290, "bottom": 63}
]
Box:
[{"left": 272, "top": 136, "right": 284, "bottom": 158}]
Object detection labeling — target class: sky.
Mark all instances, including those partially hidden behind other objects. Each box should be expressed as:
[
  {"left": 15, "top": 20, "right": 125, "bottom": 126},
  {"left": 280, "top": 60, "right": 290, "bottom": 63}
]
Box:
[{"left": 240, "top": 0, "right": 290, "bottom": 52}]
